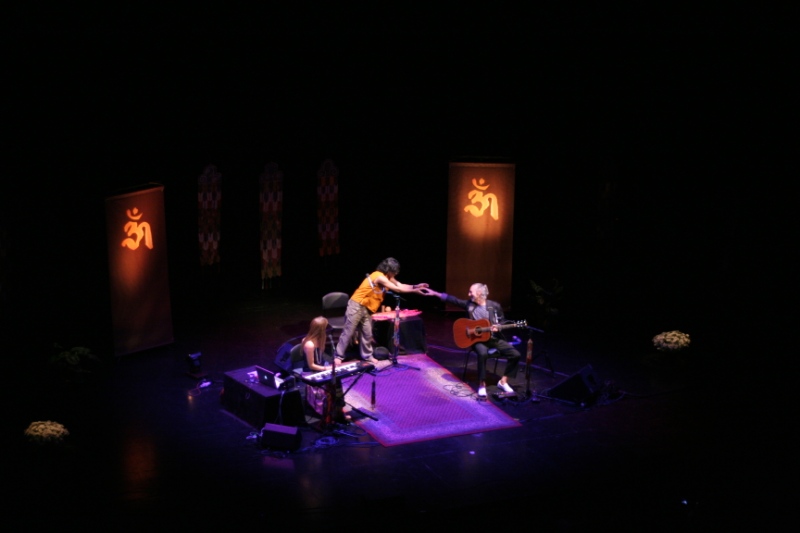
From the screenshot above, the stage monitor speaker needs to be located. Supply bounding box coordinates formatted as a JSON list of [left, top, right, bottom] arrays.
[[547, 365, 600, 407], [221, 367, 305, 428], [259, 423, 301, 451]]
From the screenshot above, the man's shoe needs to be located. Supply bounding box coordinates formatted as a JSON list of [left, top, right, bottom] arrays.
[[477, 386, 487, 397], [497, 380, 514, 393]]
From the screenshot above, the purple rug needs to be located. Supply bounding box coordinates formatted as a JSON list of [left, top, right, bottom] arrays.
[[340, 353, 521, 446]]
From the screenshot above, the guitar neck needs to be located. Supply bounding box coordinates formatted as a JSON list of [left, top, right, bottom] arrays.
[[476, 322, 518, 332], [474, 322, 524, 335]]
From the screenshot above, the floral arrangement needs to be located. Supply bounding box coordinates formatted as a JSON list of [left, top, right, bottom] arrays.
[[24, 420, 70, 444], [49, 344, 100, 372], [652, 330, 691, 352], [528, 278, 563, 328]]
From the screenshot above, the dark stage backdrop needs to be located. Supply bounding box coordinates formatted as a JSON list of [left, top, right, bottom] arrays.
[[105, 184, 174, 356], [446, 162, 515, 309], [259, 162, 283, 287], [198, 164, 222, 268]]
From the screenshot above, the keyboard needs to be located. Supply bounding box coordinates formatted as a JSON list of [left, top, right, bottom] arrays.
[[298, 360, 375, 386]]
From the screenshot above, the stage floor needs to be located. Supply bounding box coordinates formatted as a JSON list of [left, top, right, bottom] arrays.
[[5, 288, 790, 530]]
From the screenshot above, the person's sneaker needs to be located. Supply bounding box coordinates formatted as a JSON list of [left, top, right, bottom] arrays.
[[477, 386, 487, 397], [497, 380, 514, 393]]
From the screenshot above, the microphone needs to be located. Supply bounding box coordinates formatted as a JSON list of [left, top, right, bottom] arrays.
[[328, 334, 335, 354], [371, 380, 376, 410]]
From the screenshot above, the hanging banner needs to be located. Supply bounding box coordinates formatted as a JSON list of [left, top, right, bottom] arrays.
[[198, 164, 222, 267], [259, 162, 283, 284], [105, 184, 173, 356], [446, 162, 516, 309], [317, 159, 340, 257]]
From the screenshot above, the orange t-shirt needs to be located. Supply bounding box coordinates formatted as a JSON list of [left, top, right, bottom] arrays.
[[351, 271, 386, 313]]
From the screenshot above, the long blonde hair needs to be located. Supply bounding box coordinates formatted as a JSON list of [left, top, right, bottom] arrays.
[[303, 316, 328, 350]]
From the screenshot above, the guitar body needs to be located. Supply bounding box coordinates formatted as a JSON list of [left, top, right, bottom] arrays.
[[453, 318, 494, 348], [453, 318, 527, 349]]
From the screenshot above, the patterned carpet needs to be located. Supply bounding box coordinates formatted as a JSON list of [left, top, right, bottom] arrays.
[[341, 353, 521, 446]]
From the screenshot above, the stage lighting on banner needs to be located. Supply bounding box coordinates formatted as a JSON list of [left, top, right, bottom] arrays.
[[446, 162, 516, 309], [105, 184, 174, 357]]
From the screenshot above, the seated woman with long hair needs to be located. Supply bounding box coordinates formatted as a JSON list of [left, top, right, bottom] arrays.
[[302, 316, 332, 372], [301, 316, 349, 423]]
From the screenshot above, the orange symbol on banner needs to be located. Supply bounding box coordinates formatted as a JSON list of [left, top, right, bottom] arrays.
[[464, 178, 499, 220], [121, 207, 154, 250]]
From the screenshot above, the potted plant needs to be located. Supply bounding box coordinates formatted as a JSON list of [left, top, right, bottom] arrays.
[[48, 344, 101, 382], [24, 420, 70, 446], [652, 330, 691, 353]]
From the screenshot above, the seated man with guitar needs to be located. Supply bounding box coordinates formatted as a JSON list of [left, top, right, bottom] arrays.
[[424, 283, 521, 398]]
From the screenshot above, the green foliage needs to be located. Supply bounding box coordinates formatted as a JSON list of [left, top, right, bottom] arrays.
[[528, 278, 563, 329], [49, 344, 101, 373]]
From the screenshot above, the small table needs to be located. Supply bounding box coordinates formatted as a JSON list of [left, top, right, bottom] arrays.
[[371, 309, 427, 354]]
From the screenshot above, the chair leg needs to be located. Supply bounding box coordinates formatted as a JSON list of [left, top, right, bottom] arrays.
[[462, 350, 472, 381], [493, 357, 511, 379], [465, 349, 503, 383], [465, 350, 503, 382]]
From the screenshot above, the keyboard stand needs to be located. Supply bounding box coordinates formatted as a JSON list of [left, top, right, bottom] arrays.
[[305, 366, 379, 432], [341, 370, 379, 422]]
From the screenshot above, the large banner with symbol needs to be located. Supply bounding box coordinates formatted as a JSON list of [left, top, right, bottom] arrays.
[[105, 184, 174, 356], [446, 162, 515, 309]]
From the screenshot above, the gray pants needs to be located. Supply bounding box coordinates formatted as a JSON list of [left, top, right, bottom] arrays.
[[335, 299, 374, 360]]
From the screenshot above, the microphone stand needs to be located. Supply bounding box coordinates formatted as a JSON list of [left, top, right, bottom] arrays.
[[526, 325, 556, 376], [385, 292, 420, 371], [321, 353, 339, 429], [521, 332, 540, 403], [340, 371, 379, 421]]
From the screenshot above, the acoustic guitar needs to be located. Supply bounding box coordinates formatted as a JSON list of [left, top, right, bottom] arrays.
[[452, 318, 527, 349]]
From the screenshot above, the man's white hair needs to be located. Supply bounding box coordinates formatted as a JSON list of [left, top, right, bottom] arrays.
[[474, 283, 489, 298]]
